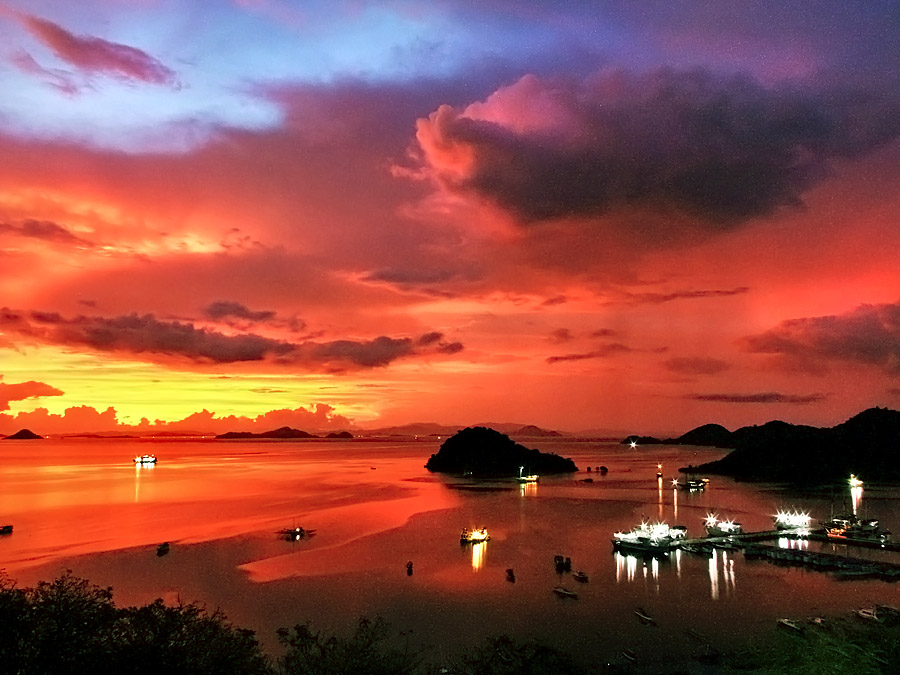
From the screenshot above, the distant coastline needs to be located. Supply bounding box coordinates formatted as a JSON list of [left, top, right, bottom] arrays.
[[624, 407, 900, 484]]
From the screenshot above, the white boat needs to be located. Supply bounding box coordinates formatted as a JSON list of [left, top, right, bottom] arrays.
[[773, 510, 811, 531], [612, 521, 677, 556], [777, 618, 802, 632], [704, 514, 743, 537], [133, 454, 157, 464]]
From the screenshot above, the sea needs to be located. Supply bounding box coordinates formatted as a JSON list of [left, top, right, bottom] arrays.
[[2, 436, 899, 670]]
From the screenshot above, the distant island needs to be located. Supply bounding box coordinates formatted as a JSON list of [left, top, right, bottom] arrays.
[[425, 426, 577, 477], [215, 427, 353, 440], [2, 429, 43, 440], [625, 407, 900, 484]]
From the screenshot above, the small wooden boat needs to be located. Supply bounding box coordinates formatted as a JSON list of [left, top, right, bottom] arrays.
[[777, 618, 802, 632], [505, 568, 516, 583], [635, 607, 656, 625], [157, 542, 170, 557], [552, 586, 578, 599], [856, 607, 882, 622], [572, 570, 589, 583], [0, 524, 13, 535]]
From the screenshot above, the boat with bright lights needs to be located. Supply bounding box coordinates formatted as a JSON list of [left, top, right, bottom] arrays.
[[133, 454, 157, 464], [460, 527, 490, 544], [515, 466, 539, 483], [704, 514, 743, 537], [675, 477, 709, 491], [822, 514, 889, 542], [612, 521, 679, 556], [773, 510, 811, 532]]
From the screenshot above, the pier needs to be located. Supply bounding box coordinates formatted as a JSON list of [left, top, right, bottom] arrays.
[[672, 529, 900, 580]]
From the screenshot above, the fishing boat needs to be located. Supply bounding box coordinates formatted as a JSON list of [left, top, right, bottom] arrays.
[[822, 514, 890, 542], [515, 466, 539, 483], [279, 526, 315, 541], [0, 524, 12, 535], [612, 521, 677, 556], [704, 514, 743, 537], [773, 510, 811, 532], [572, 570, 589, 583], [133, 454, 157, 464], [675, 477, 709, 491], [460, 527, 490, 544], [156, 542, 170, 557]]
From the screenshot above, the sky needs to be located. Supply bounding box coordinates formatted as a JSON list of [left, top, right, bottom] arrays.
[[1, 0, 899, 436]]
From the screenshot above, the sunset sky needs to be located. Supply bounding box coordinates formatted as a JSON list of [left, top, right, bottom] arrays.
[[1, 1, 899, 436]]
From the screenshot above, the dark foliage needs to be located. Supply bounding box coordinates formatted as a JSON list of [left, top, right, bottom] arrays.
[[424, 427, 577, 476], [276, 617, 419, 675], [0, 571, 270, 675], [440, 635, 587, 675]]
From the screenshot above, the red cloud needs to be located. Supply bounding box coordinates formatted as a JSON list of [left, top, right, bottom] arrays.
[[21, 14, 177, 86], [0, 378, 64, 411]]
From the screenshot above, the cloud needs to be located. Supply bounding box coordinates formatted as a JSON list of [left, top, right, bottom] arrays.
[[742, 302, 900, 373], [548, 328, 574, 343], [546, 343, 632, 364], [415, 69, 900, 226], [19, 13, 177, 86], [204, 301, 276, 322], [0, 377, 65, 411], [0, 219, 94, 247], [664, 357, 731, 376], [0, 309, 462, 371], [613, 287, 750, 306], [686, 392, 826, 404]]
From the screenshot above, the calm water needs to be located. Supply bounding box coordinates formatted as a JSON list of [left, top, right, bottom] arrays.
[[2, 437, 900, 669]]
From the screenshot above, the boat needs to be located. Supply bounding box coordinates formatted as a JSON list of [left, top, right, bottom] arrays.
[[279, 526, 315, 541], [552, 586, 578, 599], [634, 607, 656, 625], [516, 466, 539, 483], [156, 542, 170, 557], [0, 524, 12, 535], [822, 514, 890, 543], [460, 527, 490, 544], [777, 618, 803, 632], [505, 568, 516, 583], [773, 510, 811, 531], [675, 477, 709, 491], [572, 570, 589, 583], [554, 555, 572, 572], [612, 521, 677, 556], [704, 514, 743, 537], [133, 454, 157, 464], [856, 607, 881, 622]]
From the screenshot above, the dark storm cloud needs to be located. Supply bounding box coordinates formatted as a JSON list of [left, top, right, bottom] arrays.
[[743, 302, 900, 373], [0, 219, 94, 247], [546, 342, 632, 364], [0, 309, 461, 370], [664, 357, 731, 376], [204, 301, 276, 322], [686, 392, 826, 404], [418, 69, 900, 225]]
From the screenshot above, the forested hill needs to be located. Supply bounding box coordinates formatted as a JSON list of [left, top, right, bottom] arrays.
[[681, 407, 900, 483]]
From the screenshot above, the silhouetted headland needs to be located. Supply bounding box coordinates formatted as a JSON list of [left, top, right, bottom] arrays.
[[627, 407, 900, 484], [2, 428, 43, 440], [216, 426, 318, 439], [425, 426, 577, 477]]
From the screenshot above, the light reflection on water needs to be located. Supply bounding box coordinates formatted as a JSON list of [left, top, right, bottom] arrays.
[[3, 438, 900, 667]]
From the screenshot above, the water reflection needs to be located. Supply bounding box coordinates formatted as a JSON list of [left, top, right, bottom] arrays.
[[471, 541, 486, 570], [777, 537, 809, 550], [851, 486, 863, 516], [708, 549, 737, 601], [133, 461, 154, 503], [657, 476, 663, 520], [615, 552, 661, 586], [519, 482, 537, 498]]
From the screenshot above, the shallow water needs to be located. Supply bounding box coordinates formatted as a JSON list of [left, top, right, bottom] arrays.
[[2, 437, 899, 669]]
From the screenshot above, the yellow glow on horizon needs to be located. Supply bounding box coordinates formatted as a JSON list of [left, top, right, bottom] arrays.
[[0, 345, 380, 425]]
